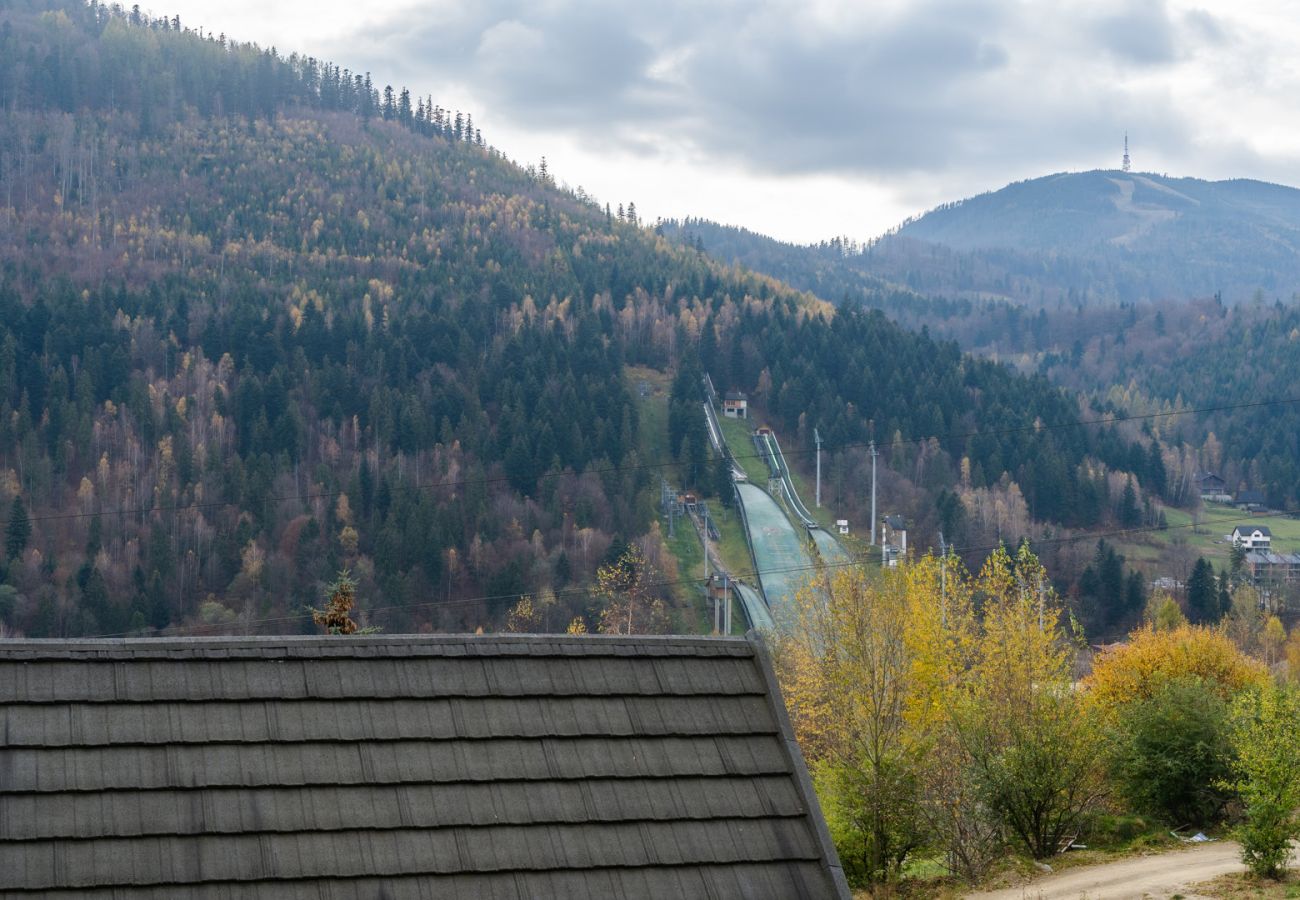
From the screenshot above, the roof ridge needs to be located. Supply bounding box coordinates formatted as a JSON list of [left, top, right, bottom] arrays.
[[0, 633, 756, 660]]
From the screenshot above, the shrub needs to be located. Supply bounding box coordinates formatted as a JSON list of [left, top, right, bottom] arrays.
[[1108, 676, 1233, 826], [814, 748, 928, 887], [1085, 624, 1268, 714], [1227, 686, 1300, 879]]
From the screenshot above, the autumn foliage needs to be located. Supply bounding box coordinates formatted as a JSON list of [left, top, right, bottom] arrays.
[[775, 545, 1105, 883], [310, 570, 360, 635], [1083, 623, 1268, 713]]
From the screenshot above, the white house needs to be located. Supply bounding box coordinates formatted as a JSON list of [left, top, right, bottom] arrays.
[[1231, 525, 1272, 551]]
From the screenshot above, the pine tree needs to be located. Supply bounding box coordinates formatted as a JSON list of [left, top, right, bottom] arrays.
[[5, 496, 30, 562], [397, 87, 412, 126], [1187, 558, 1219, 624], [712, 454, 734, 506], [1118, 476, 1141, 527], [1146, 442, 1167, 498]]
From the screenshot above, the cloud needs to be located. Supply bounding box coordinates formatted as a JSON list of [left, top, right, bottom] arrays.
[[1088, 0, 1182, 65], [335, 0, 1285, 202]]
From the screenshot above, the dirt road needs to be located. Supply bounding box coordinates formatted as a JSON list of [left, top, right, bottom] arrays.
[[964, 842, 1244, 899]]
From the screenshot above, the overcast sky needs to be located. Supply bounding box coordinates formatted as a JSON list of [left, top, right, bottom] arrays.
[[158, 0, 1300, 243]]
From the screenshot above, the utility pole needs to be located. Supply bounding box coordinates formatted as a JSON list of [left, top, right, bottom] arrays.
[[703, 507, 710, 584], [814, 427, 822, 508], [723, 573, 732, 634], [870, 441, 878, 546]]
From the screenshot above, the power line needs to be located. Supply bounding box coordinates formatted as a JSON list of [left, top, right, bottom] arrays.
[[4, 393, 1297, 530]]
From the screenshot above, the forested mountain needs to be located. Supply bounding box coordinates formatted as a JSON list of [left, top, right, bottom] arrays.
[[875, 171, 1300, 305], [0, 0, 1159, 639], [667, 171, 1300, 309]]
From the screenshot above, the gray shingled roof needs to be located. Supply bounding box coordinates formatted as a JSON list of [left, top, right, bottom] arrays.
[[0, 633, 847, 899], [1234, 524, 1272, 537]]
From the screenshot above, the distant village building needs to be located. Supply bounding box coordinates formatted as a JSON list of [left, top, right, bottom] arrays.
[[0, 634, 850, 898], [1235, 490, 1268, 512], [1231, 524, 1273, 551], [1195, 472, 1231, 503], [1246, 551, 1300, 590], [723, 391, 748, 419]]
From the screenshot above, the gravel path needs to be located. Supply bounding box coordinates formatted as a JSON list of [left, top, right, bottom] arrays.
[[963, 842, 1245, 899]]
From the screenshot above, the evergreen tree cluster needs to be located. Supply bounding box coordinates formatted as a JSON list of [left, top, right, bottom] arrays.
[[0, 0, 484, 145]]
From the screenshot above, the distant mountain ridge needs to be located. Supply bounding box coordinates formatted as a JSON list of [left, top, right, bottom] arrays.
[[868, 170, 1300, 304], [896, 170, 1300, 252], [667, 171, 1300, 307]]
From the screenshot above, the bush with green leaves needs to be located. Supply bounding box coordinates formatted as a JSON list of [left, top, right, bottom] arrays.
[[1226, 685, 1300, 879], [1108, 676, 1234, 827], [813, 748, 928, 887], [964, 688, 1106, 859]]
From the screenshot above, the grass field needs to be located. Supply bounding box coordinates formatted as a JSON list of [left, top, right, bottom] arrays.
[[628, 366, 674, 473], [1111, 502, 1300, 574], [717, 413, 770, 484]]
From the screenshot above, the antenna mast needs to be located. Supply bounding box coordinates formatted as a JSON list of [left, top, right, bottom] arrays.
[[1122, 133, 1131, 173]]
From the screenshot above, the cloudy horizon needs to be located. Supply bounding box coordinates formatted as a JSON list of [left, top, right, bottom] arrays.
[[153, 0, 1300, 244]]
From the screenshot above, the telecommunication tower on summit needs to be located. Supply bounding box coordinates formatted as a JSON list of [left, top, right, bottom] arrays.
[[1122, 133, 1131, 172]]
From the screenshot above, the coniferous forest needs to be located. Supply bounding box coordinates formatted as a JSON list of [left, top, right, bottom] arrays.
[[0, 0, 1173, 638]]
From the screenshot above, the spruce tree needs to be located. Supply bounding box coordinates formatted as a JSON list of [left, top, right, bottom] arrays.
[[5, 496, 30, 562], [1118, 477, 1141, 527], [713, 454, 734, 507], [1186, 558, 1219, 624]]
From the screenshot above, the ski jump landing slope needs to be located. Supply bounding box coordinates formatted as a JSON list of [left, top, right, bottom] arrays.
[[735, 482, 816, 624], [732, 580, 774, 631]]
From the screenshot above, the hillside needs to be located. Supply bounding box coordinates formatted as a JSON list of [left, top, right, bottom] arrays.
[[871, 171, 1300, 305], [0, 0, 1156, 639], [664, 203, 1300, 514]]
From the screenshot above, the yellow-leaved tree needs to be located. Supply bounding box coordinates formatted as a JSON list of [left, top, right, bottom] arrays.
[[901, 552, 1001, 880], [503, 589, 558, 634], [1084, 623, 1269, 716], [951, 544, 1105, 861], [775, 544, 1102, 884], [775, 563, 928, 886], [594, 544, 670, 636]]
